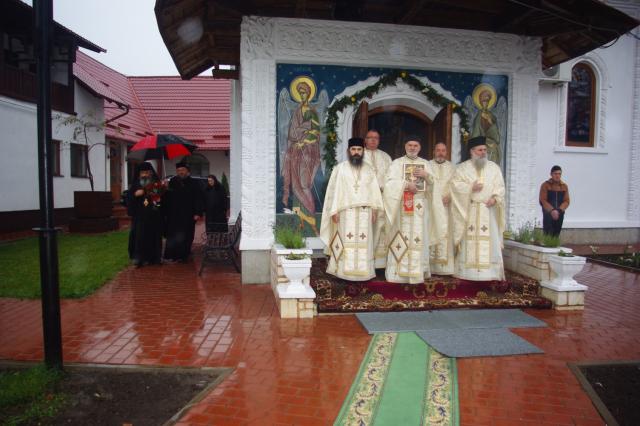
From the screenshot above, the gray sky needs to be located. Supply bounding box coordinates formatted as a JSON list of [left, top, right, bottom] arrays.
[[50, 0, 182, 76]]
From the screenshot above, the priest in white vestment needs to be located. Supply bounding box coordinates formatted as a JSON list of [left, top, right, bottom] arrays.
[[363, 129, 393, 268], [450, 136, 506, 281], [428, 142, 456, 275], [320, 137, 385, 281], [383, 138, 446, 284]]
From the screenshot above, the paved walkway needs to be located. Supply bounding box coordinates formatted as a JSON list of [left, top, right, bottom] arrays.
[[1, 250, 639, 425]]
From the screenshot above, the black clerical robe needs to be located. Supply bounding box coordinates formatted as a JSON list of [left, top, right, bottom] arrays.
[[204, 184, 229, 233], [127, 182, 164, 265], [163, 176, 204, 261]]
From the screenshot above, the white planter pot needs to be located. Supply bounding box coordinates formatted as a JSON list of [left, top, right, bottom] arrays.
[[542, 255, 587, 291], [278, 256, 315, 298]]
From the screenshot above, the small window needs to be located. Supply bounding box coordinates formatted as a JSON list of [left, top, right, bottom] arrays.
[[70, 143, 88, 177], [52, 140, 61, 176], [182, 154, 209, 177], [565, 63, 596, 147]]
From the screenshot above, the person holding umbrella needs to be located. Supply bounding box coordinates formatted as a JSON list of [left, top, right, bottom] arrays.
[[163, 162, 204, 263], [126, 162, 165, 267]]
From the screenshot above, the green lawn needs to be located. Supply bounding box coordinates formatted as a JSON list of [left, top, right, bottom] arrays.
[[0, 231, 130, 299], [0, 365, 66, 426]]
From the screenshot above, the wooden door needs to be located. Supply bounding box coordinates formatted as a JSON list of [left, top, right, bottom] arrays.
[[352, 100, 369, 138], [431, 104, 453, 161], [109, 141, 122, 202]]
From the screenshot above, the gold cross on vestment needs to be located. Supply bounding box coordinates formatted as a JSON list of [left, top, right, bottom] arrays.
[[481, 225, 488, 232], [347, 232, 354, 239], [360, 233, 366, 239]]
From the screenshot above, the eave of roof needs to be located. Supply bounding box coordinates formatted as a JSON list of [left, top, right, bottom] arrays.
[[154, 0, 639, 79]]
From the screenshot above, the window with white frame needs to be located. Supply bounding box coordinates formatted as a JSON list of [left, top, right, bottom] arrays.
[[565, 63, 596, 148]]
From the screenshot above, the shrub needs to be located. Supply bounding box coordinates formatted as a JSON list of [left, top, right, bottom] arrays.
[[274, 225, 305, 249]]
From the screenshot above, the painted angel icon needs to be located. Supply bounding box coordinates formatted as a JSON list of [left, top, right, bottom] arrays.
[[463, 83, 507, 168], [277, 75, 330, 234]]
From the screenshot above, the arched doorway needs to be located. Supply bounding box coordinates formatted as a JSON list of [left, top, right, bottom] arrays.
[[352, 101, 453, 161], [368, 106, 431, 159]]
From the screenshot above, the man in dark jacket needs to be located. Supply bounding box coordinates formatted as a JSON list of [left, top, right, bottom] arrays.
[[539, 165, 570, 237], [127, 162, 164, 267], [163, 162, 204, 262]]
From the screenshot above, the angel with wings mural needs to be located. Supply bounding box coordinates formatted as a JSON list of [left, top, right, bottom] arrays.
[[278, 76, 330, 235], [464, 83, 507, 168]]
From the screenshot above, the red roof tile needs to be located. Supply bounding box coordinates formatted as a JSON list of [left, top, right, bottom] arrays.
[[73, 50, 230, 150]]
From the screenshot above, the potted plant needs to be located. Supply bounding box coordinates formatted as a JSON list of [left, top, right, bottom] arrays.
[[272, 225, 315, 298], [503, 220, 572, 281], [545, 250, 587, 289]]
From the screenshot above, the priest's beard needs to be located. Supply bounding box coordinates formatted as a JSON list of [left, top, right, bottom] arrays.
[[349, 153, 363, 166], [435, 157, 446, 164], [471, 154, 487, 169], [139, 178, 151, 186]]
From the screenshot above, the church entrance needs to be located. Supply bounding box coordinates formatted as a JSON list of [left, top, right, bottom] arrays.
[[352, 101, 453, 161]]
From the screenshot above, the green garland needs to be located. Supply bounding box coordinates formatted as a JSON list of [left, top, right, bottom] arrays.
[[323, 70, 470, 174]]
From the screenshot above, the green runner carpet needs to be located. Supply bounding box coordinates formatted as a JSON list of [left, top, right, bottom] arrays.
[[335, 332, 459, 426]]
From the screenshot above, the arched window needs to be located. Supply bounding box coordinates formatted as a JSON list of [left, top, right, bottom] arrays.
[[182, 154, 209, 177], [565, 63, 596, 147]]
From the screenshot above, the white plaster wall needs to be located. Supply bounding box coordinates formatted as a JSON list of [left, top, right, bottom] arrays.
[[536, 31, 639, 228], [239, 16, 542, 252], [164, 151, 230, 179], [0, 82, 107, 212]]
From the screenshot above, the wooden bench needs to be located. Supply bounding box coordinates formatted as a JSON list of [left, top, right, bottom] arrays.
[[199, 213, 242, 275]]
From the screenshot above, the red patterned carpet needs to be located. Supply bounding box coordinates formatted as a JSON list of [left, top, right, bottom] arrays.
[[310, 259, 552, 313]]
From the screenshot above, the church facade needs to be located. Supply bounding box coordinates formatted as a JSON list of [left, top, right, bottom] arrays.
[[231, 3, 639, 283]]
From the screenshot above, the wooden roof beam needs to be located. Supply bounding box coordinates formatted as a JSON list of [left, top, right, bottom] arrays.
[[396, 0, 429, 25]]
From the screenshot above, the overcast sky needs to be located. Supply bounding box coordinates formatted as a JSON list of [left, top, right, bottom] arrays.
[[49, 0, 182, 76]]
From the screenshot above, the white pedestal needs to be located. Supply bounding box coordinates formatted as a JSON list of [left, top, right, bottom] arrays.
[[540, 255, 588, 310]]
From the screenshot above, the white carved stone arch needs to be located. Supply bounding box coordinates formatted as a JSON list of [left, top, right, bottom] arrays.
[[332, 76, 461, 163], [556, 52, 610, 151]]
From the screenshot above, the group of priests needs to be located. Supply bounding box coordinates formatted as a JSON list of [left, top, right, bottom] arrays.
[[319, 130, 506, 284]]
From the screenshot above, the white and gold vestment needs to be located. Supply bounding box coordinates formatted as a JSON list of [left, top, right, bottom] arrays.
[[383, 156, 446, 284], [320, 161, 384, 281], [450, 159, 506, 281], [428, 160, 456, 275], [363, 148, 392, 268]]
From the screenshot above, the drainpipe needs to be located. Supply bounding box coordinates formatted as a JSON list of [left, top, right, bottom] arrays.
[[104, 103, 130, 193]]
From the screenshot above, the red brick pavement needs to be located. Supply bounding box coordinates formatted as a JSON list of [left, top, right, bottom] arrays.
[[1, 256, 639, 425]]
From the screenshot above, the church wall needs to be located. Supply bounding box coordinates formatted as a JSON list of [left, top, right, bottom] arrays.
[[239, 16, 542, 282], [0, 82, 107, 213], [535, 11, 640, 240]]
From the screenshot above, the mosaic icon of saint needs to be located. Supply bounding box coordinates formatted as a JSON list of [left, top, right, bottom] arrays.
[[277, 76, 329, 234], [464, 83, 507, 168]]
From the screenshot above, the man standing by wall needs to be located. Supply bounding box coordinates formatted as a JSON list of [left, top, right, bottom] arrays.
[[163, 162, 204, 263], [450, 136, 506, 281], [363, 129, 392, 268], [539, 165, 570, 237], [320, 138, 384, 281], [428, 142, 456, 275]]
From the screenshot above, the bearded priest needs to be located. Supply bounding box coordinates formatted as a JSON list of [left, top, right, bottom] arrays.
[[320, 137, 385, 281], [383, 137, 446, 284], [450, 136, 506, 281]]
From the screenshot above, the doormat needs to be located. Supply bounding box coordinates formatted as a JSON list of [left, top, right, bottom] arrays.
[[416, 328, 543, 358], [311, 259, 551, 313], [335, 332, 458, 426], [356, 309, 546, 334], [569, 360, 640, 426]]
